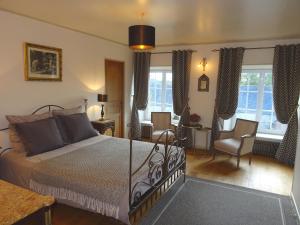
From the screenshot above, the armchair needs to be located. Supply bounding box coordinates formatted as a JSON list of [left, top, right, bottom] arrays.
[[151, 112, 174, 143], [213, 118, 258, 168]]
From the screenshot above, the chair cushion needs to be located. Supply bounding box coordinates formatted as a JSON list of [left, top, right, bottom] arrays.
[[152, 130, 174, 143], [214, 138, 241, 155]]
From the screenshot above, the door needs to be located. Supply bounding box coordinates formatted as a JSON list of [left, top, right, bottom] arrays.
[[105, 59, 124, 138]]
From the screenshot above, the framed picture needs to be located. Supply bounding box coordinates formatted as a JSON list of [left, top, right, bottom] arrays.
[[198, 74, 209, 92], [24, 43, 62, 81]]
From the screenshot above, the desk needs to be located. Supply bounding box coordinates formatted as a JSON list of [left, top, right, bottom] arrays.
[[0, 180, 55, 225]]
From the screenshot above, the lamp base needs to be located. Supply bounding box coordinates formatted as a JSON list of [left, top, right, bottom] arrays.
[[100, 104, 105, 121]]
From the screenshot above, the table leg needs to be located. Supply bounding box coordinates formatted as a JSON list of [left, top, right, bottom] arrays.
[[111, 127, 115, 137], [44, 208, 52, 225], [205, 130, 208, 150], [193, 129, 196, 152]]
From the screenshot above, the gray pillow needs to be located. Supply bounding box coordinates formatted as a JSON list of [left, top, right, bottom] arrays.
[[15, 118, 65, 156], [6, 112, 52, 154], [56, 113, 98, 143]]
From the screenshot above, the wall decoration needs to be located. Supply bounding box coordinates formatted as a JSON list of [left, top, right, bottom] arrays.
[[198, 74, 209, 92], [24, 43, 62, 81]]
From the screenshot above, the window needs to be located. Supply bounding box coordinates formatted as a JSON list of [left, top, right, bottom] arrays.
[[227, 65, 286, 135], [142, 67, 174, 121]]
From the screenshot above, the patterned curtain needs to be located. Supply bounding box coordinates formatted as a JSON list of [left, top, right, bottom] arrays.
[[172, 50, 193, 147], [273, 44, 300, 166], [130, 52, 151, 139], [210, 47, 245, 150]]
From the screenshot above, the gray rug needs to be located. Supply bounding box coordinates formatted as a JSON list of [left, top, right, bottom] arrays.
[[140, 177, 299, 225]]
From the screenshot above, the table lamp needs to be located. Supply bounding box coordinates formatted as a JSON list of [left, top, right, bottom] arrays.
[[98, 94, 108, 121]]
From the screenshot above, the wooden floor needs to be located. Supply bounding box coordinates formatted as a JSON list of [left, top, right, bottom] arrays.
[[51, 150, 294, 225], [186, 149, 293, 196]]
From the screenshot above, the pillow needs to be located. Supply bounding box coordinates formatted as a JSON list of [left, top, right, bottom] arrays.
[[52, 106, 83, 116], [52, 106, 84, 143], [56, 113, 98, 143], [15, 118, 64, 156], [6, 112, 52, 153]]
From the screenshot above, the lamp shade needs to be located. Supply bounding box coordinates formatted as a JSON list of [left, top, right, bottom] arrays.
[[98, 94, 108, 102], [129, 25, 155, 50]]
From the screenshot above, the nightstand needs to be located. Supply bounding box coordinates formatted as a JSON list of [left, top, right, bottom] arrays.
[[0, 180, 55, 225], [91, 120, 115, 137]]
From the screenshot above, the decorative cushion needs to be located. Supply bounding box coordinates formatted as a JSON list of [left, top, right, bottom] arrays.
[[52, 106, 83, 116], [56, 113, 98, 143], [15, 118, 65, 156], [214, 138, 241, 155], [6, 112, 52, 153]]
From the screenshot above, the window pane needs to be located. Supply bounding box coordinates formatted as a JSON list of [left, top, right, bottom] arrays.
[[238, 92, 247, 108], [263, 92, 272, 110], [166, 88, 173, 105], [247, 92, 257, 109]]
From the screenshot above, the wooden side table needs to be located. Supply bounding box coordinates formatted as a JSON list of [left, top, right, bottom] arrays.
[[91, 120, 115, 137], [0, 180, 55, 225], [182, 125, 212, 151]]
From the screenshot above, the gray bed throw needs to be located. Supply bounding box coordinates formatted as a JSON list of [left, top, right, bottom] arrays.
[[29, 138, 155, 223]]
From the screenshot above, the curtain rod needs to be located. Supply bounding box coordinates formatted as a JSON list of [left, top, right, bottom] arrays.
[[151, 50, 197, 54], [212, 46, 275, 52]]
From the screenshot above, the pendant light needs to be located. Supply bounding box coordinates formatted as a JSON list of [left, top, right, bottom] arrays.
[[128, 13, 155, 50]]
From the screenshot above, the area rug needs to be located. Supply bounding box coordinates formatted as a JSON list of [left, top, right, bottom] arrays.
[[140, 177, 299, 225]]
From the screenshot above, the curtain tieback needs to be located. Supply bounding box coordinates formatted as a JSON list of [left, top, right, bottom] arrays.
[[287, 104, 299, 124]]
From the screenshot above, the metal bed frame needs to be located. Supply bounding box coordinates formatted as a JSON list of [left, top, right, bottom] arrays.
[[128, 129, 186, 223], [0, 99, 187, 224]]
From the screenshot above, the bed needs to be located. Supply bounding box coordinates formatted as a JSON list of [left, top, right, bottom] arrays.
[[0, 103, 186, 225]]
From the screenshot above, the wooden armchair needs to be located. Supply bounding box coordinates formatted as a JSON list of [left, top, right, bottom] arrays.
[[213, 118, 258, 168]]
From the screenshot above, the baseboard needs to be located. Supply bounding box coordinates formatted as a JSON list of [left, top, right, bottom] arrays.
[[291, 192, 300, 221]]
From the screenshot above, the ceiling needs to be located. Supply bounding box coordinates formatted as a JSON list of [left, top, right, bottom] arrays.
[[1, 0, 300, 46]]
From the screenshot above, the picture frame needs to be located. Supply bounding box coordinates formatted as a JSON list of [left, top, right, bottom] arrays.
[[198, 74, 209, 92], [24, 43, 62, 81]]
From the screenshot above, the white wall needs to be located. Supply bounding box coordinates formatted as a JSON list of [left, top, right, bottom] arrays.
[[292, 111, 300, 218], [151, 38, 300, 149], [0, 10, 132, 139]]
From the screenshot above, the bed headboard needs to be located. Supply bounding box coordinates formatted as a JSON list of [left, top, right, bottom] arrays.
[[0, 99, 88, 130], [32, 105, 64, 115]]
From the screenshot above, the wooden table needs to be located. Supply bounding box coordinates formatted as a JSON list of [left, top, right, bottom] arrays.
[[91, 119, 115, 136], [0, 180, 55, 225]]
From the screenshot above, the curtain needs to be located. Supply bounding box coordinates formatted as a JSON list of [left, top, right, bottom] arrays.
[[172, 50, 193, 147], [130, 52, 151, 139], [210, 47, 245, 150], [273, 44, 300, 166]]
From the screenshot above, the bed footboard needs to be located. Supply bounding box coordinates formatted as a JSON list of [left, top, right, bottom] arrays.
[[128, 129, 186, 223]]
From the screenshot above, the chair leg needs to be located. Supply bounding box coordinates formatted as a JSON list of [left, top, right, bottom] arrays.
[[213, 150, 216, 160], [249, 153, 252, 165], [237, 156, 240, 169]]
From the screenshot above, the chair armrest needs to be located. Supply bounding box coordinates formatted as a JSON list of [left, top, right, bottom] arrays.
[[239, 136, 256, 155], [219, 130, 234, 139], [241, 134, 253, 139]]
